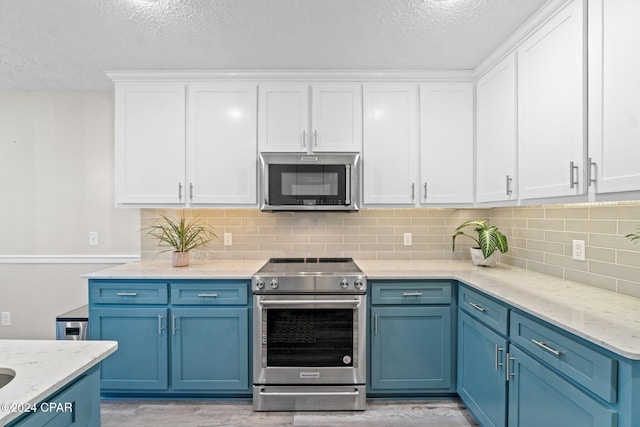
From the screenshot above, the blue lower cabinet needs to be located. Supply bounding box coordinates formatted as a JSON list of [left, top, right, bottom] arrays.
[[369, 306, 453, 393], [171, 307, 249, 391], [88, 279, 251, 397], [90, 307, 169, 391], [507, 345, 617, 427], [10, 366, 101, 427], [457, 310, 507, 427]]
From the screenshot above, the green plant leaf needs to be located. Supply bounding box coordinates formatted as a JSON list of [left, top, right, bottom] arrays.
[[451, 218, 508, 259], [144, 215, 217, 253]]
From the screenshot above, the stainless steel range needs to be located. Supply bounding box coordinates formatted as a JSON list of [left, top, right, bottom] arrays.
[[252, 258, 367, 411]]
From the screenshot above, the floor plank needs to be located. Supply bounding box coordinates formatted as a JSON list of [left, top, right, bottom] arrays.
[[101, 399, 479, 426]]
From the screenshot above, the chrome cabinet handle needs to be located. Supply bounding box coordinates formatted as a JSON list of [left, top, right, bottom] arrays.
[[189, 182, 194, 202], [116, 292, 137, 296], [411, 183, 415, 201], [506, 353, 515, 381], [158, 315, 164, 335], [197, 293, 218, 298], [531, 339, 562, 356], [495, 345, 504, 370], [588, 157, 597, 186], [402, 292, 423, 297], [172, 315, 177, 335], [569, 162, 579, 189], [302, 130, 306, 147], [506, 175, 513, 196], [423, 183, 427, 200], [314, 130, 318, 148], [468, 302, 487, 312], [374, 314, 378, 336], [178, 182, 183, 201]]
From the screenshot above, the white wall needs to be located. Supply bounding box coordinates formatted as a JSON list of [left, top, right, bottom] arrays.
[[0, 92, 140, 339]]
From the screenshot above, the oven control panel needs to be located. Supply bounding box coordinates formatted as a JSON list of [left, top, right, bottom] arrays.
[[252, 275, 366, 293]]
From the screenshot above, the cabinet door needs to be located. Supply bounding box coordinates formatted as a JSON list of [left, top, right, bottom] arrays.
[[476, 53, 518, 203], [370, 306, 452, 392], [171, 307, 249, 391], [517, 0, 586, 200], [507, 345, 616, 427], [90, 307, 168, 391], [458, 311, 507, 427], [419, 82, 474, 204], [115, 82, 186, 205], [311, 83, 362, 152], [258, 83, 309, 152], [588, 0, 640, 194], [363, 84, 419, 205], [188, 83, 257, 205]]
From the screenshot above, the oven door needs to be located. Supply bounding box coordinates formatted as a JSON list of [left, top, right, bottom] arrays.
[[253, 294, 366, 385]]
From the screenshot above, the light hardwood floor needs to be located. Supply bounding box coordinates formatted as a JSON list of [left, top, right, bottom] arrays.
[[101, 399, 479, 427]]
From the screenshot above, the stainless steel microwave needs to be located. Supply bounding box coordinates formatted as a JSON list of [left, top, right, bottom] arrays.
[[259, 152, 360, 211]]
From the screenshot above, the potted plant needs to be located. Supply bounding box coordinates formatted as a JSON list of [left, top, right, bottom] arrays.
[[452, 219, 508, 267], [145, 215, 217, 267], [626, 226, 640, 243]]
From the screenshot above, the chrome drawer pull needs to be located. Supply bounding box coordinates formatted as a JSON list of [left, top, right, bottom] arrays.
[[197, 293, 218, 298], [468, 302, 487, 312], [116, 292, 137, 296], [531, 339, 562, 356], [402, 292, 423, 297]]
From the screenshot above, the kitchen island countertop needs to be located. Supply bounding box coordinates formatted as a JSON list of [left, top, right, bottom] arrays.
[[85, 258, 640, 360], [0, 340, 117, 425]]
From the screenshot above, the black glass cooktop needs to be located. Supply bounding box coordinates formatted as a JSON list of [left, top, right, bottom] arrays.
[[257, 258, 363, 276]]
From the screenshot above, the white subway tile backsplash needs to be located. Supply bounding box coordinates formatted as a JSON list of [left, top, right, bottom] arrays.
[[141, 202, 640, 298]]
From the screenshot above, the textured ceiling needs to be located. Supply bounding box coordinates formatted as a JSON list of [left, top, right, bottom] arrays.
[[0, 0, 548, 90]]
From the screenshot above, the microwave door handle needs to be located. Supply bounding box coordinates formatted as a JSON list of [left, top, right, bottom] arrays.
[[345, 164, 351, 205]]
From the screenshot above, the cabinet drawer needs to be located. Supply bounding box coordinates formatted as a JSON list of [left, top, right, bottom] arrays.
[[458, 286, 508, 336], [510, 311, 617, 403], [371, 281, 452, 305], [170, 281, 248, 305], [89, 281, 168, 305]]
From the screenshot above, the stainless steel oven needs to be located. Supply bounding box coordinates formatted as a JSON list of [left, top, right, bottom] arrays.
[[252, 258, 367, 411]]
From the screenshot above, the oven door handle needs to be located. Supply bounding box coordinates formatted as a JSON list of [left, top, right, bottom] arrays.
[[259, 390, 361, 397], [258, 298, 361, 308]]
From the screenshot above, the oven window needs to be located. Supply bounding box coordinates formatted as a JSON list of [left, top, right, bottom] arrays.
[[281, 172, 338, 196], [268, 164, 348, 206], [266, 308, 354, 367]]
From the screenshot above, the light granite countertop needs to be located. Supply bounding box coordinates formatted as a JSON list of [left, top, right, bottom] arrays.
[[82, 259, 267, 280], [0, 340, 117, 425], [85, 258, 640, 360]]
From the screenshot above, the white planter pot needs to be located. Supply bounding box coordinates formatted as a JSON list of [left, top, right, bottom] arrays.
[[470, 247, 496, 267], [172, 251, 190, 267]]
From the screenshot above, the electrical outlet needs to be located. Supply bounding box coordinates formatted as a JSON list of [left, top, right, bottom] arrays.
[[572, 240, 586, 261], [403, 233, 412, 246], [1, 312, 11, 326], [88, 231, 99, 246], [224, 233, 233, 246]]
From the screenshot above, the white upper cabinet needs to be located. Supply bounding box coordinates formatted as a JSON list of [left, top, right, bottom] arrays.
[[258, 83, 309, 152], [258, 83, 362, 152], [363, 83, 419, 205], [311, 83, 362, 152], [517, 0, 586, 201], [115, 82, 186, 206], [187, 83, 257, 205], [476, 53, 518, 203], [588, 0, 640, 195], [419, 82, 474, 205]]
